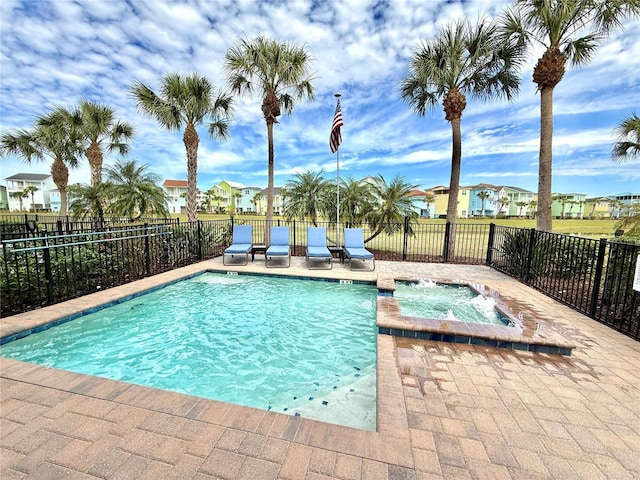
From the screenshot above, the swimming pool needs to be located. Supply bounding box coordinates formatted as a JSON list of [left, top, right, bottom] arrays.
[[0, 272, 378, 430]]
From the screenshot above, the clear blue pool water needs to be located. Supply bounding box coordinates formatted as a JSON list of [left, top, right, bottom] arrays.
[[395, 279, 513, 327], [0, 272, 377, 430]]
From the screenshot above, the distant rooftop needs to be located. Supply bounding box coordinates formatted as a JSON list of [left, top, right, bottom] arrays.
[[5, 173, 51, 181], [163, 180, 187, 188]]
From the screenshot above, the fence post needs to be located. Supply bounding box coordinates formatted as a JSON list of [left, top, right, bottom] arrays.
[[42, 232, 54, 304], [292, 219, 297, 256], [443, 222, 451, 262], [144, 223, 150, 276], [523, 228, 536, 283], [486, 223, 496, 266], [589, 238, 608, 318], [197, 220, 203, 260], [402, 216, 410, 261]]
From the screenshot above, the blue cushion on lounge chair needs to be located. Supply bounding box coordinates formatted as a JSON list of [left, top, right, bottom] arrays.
[[306, 227, 332, 269], [225, 243, 252, 254], [224, 225, 253, 265], [344, 228, 375, 270], [266, 226, 290, 267]]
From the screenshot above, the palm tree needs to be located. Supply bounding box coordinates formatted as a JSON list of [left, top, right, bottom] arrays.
[[9, 190, 28, 211], [1, 107, 81, 215], [224, 36, 315, 237], [204, 187, 224, 214], [130, 73, 233, 223], [527, 199, 538, 219], [103, 159, 169, 220], [424, 194, 435, 218], [252, 192, 263, 214], [516, 201, 528, 217], [68, 183, 107, 219], [612, 113, 640, 163], [71, 100, 134, 187], [282, 170, 330, 225], [23, 185, 39, 212], [609, 199, 622, 219], [365, 175, 418, 243], [477, 190, 490, 217], [501, 1, 640, 232], [400, 17, 523, 223], [499, 196, 510, 216], [332, 177, 375, 228]]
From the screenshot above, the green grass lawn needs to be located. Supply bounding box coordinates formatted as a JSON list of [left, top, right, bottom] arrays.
[[188, 214, 620, 238], [2, 212, 622, 238]]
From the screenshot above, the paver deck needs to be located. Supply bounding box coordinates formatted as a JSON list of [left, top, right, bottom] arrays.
[[2, 257, 640, 479]]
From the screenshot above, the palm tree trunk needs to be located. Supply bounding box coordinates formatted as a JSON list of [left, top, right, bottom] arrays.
[[446, 117, 462, 223], [537, 87, 554, 232], [184, 123, 199, 223], [87, 142, 103, 187], [266, 122, 275, 244], [446, 117, 462, 260], [51, 157, 69, 215]]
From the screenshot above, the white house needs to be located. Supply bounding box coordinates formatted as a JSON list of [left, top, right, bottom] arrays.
[[163, 179, 188, 214], [5, 173, 55, 212]]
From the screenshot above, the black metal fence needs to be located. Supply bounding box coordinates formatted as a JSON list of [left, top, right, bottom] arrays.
[[489, 225, 640, 340], [2, 218, 639, 341], [0, 214, 179, 241]]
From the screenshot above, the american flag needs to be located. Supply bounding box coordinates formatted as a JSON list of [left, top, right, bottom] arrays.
[[329, 99, 343, 153]]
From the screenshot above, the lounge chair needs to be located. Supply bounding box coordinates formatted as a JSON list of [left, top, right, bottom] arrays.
[[344, 228, 375, 270], [266, 226, 291, 268], [306, 227, 332, 269], [223, 225, 253, 265]]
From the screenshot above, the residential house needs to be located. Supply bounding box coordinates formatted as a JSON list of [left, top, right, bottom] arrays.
[[236, 186, 263, 214], [204, 185, 227, 213], [404, 190, 430, 217], [609, 192, 640, 217], [49, 190, 61, 213], [497, 186, 536, 217], [426, 186, 450, 219], [585, 196, 613, 219], [552, 193, 586, 219], [468, 184, 499, 217], [255, 187, 285, 215], [217, 180, 246, 213], [163, 180, 188, 214], [5, 173, 55, 212]]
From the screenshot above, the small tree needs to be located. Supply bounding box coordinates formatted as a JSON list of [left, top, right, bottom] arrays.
[[9, 190, 28, 211], [499, 196, 510, 216], [477, 190, 490, 217], [424, 194, 435, 218], [23, 186, 39, 211]]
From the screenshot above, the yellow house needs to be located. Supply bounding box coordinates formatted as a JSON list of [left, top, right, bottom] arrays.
[[254, 187, 285, 215], [426, 186, 449, 219], [585, 196, 612, 219]]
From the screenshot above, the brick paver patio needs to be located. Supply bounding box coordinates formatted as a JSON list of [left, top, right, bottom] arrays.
[[1, 257, 639, 479]]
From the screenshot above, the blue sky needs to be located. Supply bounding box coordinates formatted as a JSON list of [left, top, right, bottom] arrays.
[[1, 0, 639, 198]]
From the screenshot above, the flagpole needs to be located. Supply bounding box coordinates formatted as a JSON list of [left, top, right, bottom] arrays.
[[334, 92, 341, 247]]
